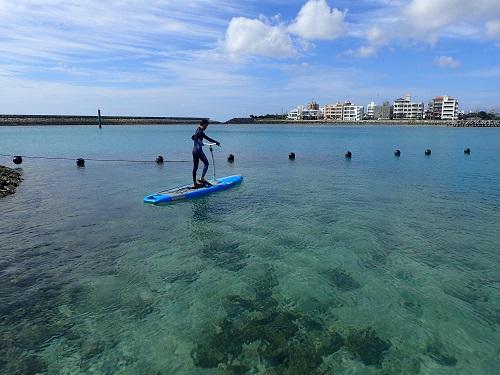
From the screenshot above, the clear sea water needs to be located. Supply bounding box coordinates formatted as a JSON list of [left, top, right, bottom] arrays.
[[0, 125, 499, 374]]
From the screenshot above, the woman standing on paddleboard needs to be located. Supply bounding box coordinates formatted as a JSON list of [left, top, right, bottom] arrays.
[[191, 119, 220, 188]]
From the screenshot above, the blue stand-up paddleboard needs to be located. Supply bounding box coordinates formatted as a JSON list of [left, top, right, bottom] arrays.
[[145, 142, 242, 204], [144, 175, 243, 204]]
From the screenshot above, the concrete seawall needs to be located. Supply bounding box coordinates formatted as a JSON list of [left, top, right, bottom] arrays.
[[227, 119, 500, 127]]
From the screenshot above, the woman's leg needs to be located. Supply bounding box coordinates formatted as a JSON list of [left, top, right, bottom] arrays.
[[200, 151, 210, 179], [192, 154, 200, 185]]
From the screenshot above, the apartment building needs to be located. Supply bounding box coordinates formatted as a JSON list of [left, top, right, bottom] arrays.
[[287, 104, 322, 120], [343, 102, 365, 121], [393, 94, 424, 120], [324, 102, 344, 120], [367, 102, 376, 119], [427, 96, 459, 120], [373, 101, 393, 120]]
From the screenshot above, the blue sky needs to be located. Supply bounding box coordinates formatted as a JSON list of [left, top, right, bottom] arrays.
[[0, 0, 499, 120]]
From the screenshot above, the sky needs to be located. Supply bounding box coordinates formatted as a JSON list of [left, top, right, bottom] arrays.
[[0, 0, 499, 121]]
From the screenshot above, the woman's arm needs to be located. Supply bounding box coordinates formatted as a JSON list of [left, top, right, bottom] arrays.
[[202, 132, 219, 145]]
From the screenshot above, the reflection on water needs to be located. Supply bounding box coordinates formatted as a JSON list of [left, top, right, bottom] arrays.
[[1, 125, 499, 374]]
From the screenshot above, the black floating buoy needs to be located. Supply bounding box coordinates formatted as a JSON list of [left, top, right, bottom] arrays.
[[289, 152, 295, 160], [227, 154, 235, 163], [156, 155, 164, 164], [76, 158, 85, 167], [345, 151, 352, 159], [425, 149, 432, 156], [13, 156, 23, 165], [394, 149, 401, 157], [464, 148, 471, 155]]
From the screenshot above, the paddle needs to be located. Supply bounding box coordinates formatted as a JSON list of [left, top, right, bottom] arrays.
[[203, 142, 220, 182]]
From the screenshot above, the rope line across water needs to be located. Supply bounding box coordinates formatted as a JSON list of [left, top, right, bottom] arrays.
[[0, 153, 191, 163]]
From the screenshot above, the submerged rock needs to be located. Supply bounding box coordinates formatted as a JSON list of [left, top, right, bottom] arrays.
[[0, 165, 22, 198]]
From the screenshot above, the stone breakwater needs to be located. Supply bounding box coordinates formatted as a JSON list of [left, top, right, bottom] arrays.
[[451, 120, 500, 127], [0, 165, 22, 198], [0, 115, 214, 126]]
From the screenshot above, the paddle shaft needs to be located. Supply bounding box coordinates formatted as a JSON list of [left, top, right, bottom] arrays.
[[209, 145, 216, 180]]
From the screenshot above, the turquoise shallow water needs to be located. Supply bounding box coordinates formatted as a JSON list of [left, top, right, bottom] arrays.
[[1, 125, 499, 374]]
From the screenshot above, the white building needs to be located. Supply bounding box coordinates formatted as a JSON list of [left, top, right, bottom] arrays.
[[343, 103, 365, 121], [393, 94, 424, 120], [287, 106, 303, 120], [428, 96, 459, 120], [287, 105, 322, 120], [367, 102, 376, 119]]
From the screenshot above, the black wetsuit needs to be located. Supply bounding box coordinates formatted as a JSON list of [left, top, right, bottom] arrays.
[[192, 127, 217, 184]]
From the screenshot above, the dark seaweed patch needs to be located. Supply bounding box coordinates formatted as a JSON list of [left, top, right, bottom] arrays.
[[198, 239, 247, 272], [301, 316, 323, 331], [444, 284, 500, 326], [345, 328, 392, 368], [127, 295, 155, 319], [399, 293, 424, 318], [162, 270, 199, 284], [192, 319, 244, 368], [223, 295, 254, 316], [0, 282, 84, 373], [80, 340, 106, 360], [191, 270, 354, 374], [361, 251, 388, 270], [278, 234, 311, 251], [0, 348, 47, 375], [426, 341, 457, 367], [324, 268, 361, 291], [395, 269, 413, 281]]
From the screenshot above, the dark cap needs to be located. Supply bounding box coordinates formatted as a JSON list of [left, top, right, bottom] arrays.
[[200, 119, 209, 125]]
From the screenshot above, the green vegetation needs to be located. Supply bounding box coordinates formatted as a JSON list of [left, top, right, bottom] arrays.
[[461, 111, 500, 120], [249, 114, 285, 120]]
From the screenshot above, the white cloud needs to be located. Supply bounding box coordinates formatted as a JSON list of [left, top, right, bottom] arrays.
[[486, 20, 500, 39], [224, 17, 296, 58], [341, 25, 391, 58], [288, 0, 346, 40], [0, 0, 237, 65], [222, 0, 348, 58], [344, 46, 378, 58], [353, 26, 391, 57], [435, 56, 461, 68], [403, 0, 500, 36], [365, 26, 390, 46]]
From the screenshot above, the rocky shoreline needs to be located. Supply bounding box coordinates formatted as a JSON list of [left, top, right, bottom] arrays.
[[0, 165, 22, 198]]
